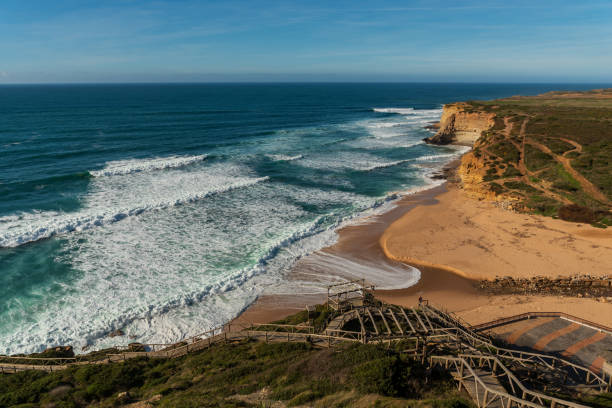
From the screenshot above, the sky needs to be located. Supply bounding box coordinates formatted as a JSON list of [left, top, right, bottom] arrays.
[[1, 0, 612, 83]]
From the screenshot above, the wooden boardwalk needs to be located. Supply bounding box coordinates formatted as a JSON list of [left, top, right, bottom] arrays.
[[0, 294, 607, 408]]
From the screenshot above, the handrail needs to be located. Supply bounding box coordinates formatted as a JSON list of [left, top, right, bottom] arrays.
[[457, 354, 590, 408], [0, 356, 77, 361], [430, 355, 545, 408], [471, 312, 612, 334], [421, 304, 608, 389], [247, 323, 315, 333]]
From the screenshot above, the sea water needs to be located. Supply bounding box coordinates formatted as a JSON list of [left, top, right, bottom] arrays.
[[0, 83, 601, 353]]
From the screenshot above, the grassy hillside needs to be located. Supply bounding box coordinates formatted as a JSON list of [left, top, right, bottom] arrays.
[[0, 340, 473, 408], [464, 89, 612, 226]]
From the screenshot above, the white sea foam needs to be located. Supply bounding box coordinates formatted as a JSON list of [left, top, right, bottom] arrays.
[[373, 107, 415, 114], [89, 154, 208, 177], [300, 151, 410, 172], [366, 122, 405, 128], [0, 106, 460, 355], [0, 160, 268, 248], [289, 252, 421, 291], [0, 180, 386, 353], [265, 154, 303, 162], [373, 107, 442, 116], [361, 159, 411, 172], [414, 153, 456, 161]]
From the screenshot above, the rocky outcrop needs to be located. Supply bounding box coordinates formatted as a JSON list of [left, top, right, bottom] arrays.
[[478, 275, 612, 299], [41, 345, 74, 357], [425, 103, 495, 146]]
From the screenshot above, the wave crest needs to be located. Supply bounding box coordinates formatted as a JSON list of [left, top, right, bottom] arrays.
[[0, 173, 268, 248], [265, 154, 303, 162], [373, 107, 415, 114], [90, 154, 208, 177]]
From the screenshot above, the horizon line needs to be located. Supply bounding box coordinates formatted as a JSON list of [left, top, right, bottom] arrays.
[[2, 81, 612, 86]]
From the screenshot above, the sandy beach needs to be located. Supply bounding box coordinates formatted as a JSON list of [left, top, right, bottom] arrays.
[[236, 175, 612, 329]]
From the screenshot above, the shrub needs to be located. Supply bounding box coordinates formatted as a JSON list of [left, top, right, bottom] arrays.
[[489, 140, 520, 163], [525, 145, 553, 171], [288, 390, 317, 406], [488, 183, 505, 195], [558, 205, 598, 223], [502, 166, 522, 178], [350, 356, 407, 397]]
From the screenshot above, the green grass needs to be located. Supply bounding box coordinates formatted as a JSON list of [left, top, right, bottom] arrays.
[[525, 194, 560, 216], [544, 138, 575, 155], [524, 145, 553, 171], [551, 164, 581, 192], [503, 181, 538, 194], [501, 165, 522, 178], [488, 183, 506, 195], [488, 140, 521, 164], [0, 341, 472, 408]]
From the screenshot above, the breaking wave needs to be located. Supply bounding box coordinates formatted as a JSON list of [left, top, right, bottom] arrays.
[[373, 107, 416, 114], [90, 154, 208, 177], [265, 154, 303, 162], [0, 159, 268, 248]]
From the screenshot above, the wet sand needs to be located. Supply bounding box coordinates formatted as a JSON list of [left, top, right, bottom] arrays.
[[233, 182, 479, 325], [235, 178, 612, 328]]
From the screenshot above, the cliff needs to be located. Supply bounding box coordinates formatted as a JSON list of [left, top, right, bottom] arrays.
[[427, 91, 612, 225], [425, 103, 495, 146]]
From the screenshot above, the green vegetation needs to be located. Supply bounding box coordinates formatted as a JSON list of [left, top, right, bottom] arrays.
[[524, 145, 553, 171], [503, 181, 538, 194], [488, 140, 520, 164], [570, 392, 612, 408], [501, 165, 522, 178], [269, 304, 332, 332], [0, 341, 472, 408], [466, 89, 612, 223], [488, 182, 506, 195], [525, 194, 561, 217], [545, 138, 574, 155], [550, 164, 581, 192]]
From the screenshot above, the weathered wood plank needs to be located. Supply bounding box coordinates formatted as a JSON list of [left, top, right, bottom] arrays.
[[411, 308, 428, 332], [365, 307, 380, 335], [388, 308, 404, 334], [377, 308, 392, 334], [400, 308, 417, 333]]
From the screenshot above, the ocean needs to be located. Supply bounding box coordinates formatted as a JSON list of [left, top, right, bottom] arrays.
[[0, 83, 602, 354]]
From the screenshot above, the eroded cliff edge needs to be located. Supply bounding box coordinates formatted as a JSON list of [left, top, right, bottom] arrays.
[[424, 102, 495, 146], [425, 91, 612, 225]]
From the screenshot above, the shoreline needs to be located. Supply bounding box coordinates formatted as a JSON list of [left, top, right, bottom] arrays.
[[235, 157, 612, 328], [233, 168, 474, 326]]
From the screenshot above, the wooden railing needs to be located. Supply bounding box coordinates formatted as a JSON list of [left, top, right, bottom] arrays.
[[430, 355, 590, 408], [470, 312, 612, 335], [422, 304, 610, 391]]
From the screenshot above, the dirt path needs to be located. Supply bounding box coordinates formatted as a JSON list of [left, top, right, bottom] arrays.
[[502, 116, 513, 137], [509, 118, 570, 204], [559, 137, 583, 153], [527, 140, 610, 204]]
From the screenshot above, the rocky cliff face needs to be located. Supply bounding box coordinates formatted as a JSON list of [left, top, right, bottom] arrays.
[[425, 103, 495, 146], [427, 103, 521, 207]]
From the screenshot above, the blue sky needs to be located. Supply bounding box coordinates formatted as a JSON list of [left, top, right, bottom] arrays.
[[1, 0, 611, 83]]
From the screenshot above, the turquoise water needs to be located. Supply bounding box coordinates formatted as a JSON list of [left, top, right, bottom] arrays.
[[0, 83, 603, 354]]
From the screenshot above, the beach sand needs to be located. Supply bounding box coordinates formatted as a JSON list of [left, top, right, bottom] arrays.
[[381, 187, 612, 281], [235, 180, 612, 329]]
